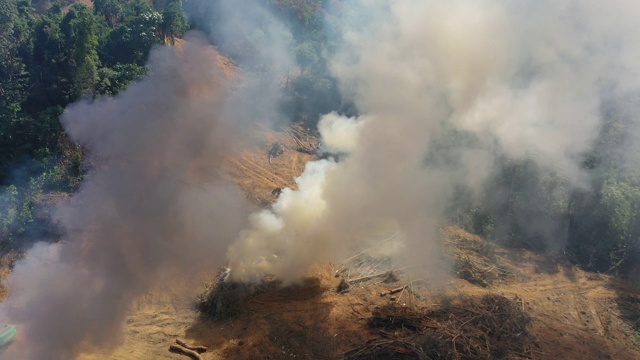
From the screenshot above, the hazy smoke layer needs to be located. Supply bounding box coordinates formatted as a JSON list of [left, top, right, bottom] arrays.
[[0, 33, 249, 359], [227, 0, 640, 281], [5, 0, 640, 357], [185, 0, 296, 127]]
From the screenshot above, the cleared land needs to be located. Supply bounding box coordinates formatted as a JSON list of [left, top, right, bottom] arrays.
[[66, 128, 640, 360]]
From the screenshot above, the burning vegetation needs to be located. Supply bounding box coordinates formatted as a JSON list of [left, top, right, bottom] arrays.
[[5, 1, 640, 359]]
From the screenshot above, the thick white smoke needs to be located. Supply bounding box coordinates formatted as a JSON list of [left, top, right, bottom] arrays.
[[4, 0, 640, 357], [317, 112, 364, 154], [227, 0, 640, 282]]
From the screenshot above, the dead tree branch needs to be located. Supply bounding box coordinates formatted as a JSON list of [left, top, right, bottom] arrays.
[[176, 338, 208, 353], [169, 344, 204, 360]]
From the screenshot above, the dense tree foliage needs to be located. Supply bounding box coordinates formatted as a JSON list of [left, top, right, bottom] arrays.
[[161, 0, 186, 44], [0, 0, 175, 177], [0, 0, 177, 250]]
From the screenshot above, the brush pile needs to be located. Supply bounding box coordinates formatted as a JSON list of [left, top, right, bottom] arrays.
[[286, 123, 319, 154], [195, 268, 252, 321], [615, 295, 640, 332], [445, 227, 518, 287], [344, 294, 536, 360], [196, 281, 250, 321], [196, 268, 289, 321]]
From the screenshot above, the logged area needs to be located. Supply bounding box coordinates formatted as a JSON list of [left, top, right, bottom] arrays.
[[5, 1, 640, 360], [66, 131, 640, 360]]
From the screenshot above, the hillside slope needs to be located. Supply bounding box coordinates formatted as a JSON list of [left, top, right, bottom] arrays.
[[4, 38, 636, 359], [71, 128, 640, 360]]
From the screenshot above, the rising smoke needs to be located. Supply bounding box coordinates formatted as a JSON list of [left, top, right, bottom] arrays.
[[185, 0, 296, 128], [226, 0, 640, 281], [4, 0, 640, 358], [0, 33, 250, 359]]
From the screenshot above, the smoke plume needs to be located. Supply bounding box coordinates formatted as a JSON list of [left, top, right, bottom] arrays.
[[0, 33, 250, 359], [5, 0, 640, 358], [185, 0, 296, 127], [227, 0, 640, 281]]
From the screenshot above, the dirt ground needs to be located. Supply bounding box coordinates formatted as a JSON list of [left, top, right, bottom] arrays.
[[75, 234, 640, 359], [3, 46, 640, 359], [2, 123, 640, 359], [69, 128, 640, 360], [221, 124, 318, 207]]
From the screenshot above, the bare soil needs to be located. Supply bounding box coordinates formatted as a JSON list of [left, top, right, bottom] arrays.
[[70, 129, 640, 360], [3, 46, 639, 359]]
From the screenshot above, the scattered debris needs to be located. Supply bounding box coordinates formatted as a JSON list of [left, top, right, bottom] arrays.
[[337, 279, 351, 293], [431, 294, 535, 359], [169, 343, 204, 360], [348, 271, 396, 285], [339, 242, 397, 286], [344, 294, 536, 360], [222, 125, 317, 206], [343, 338, 430, 360], [379, 285, 408, 297], [176, 338, 208, 353], [286, 123, 319, 154], [268, 142, 285, 164], [445, 227, 518, 287], [368, 305, 427, 332], [379, 280, 424, 298], [615, 295, 640, 331], [196, 268, 252, 321]]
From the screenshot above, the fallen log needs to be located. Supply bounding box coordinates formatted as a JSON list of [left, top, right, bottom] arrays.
[[176, 338, 208, 353], [379, 279, 425, 297], [379, 285, 407, 297], [169, 344, 204, 360]]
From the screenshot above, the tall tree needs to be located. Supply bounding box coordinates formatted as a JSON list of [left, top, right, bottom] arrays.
[[93, 0, 125, 26], [61, 4, 100, 100], [0, 0, 29, 117], [0, 0, 38, 171], [28, 11, 65, 112], [161, 0, 187, 45], [100, 9, 162, 66]]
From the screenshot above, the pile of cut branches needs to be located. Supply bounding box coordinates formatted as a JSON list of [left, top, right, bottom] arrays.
[[196, 280, 250, 321], [196, 269, 288, 321], [195, 268, 252, 321], [287, 123, 319, 154], [368, 304, 429, 333], [431, 294, 533, 359], [344, 294, 536, 360], [445, 227, 518, 287], [343, 338, 432, 360]]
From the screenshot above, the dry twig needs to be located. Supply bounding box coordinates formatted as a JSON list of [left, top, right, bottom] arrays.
[[349, 271, 393, 284], [169, 344, 203, 360]]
